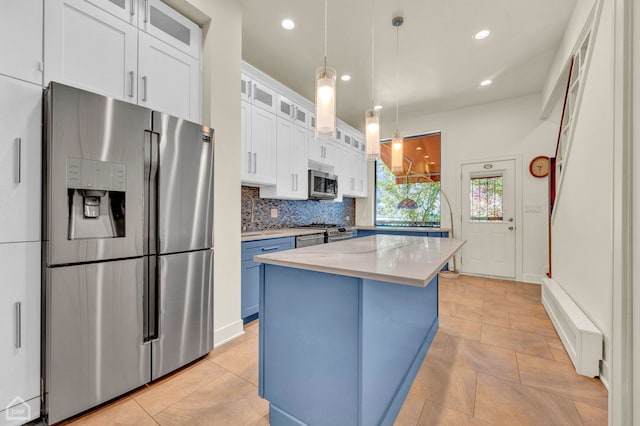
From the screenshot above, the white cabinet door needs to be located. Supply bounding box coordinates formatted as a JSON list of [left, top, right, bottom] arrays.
[[0, 241, 41, 423], [138, 0, 201, 60], [260, 119, 307, 200], [0, 0, 43, 85], [138, 32, 201, 122], [44, 0, 138, 102], [85, 0, 137, 25], [250, 81, 277, 114], [250, 107, 277, 185], [0, 76, 41, 244], [291, 124, 308, 199], [240, 100, 253, 181]]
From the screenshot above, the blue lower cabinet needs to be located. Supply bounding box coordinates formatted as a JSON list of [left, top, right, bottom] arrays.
[[241, 237, 294, 322]]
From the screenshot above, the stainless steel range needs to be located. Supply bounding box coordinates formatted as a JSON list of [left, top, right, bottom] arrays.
[[297, 223, 354, 243]]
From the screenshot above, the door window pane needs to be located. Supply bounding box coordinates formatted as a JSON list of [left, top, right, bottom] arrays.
[[470, 175, 503, 221]]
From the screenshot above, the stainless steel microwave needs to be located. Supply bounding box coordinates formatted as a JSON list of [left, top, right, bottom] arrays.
[[308, 170, 338, 200]]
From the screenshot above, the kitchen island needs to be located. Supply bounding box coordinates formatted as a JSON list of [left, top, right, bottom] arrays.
[[255, 234, 465, 426]]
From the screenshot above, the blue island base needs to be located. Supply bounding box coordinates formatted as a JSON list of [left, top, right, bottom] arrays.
[[259, 264, 439, 426]]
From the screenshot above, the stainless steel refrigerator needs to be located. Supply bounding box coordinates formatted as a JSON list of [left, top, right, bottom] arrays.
[[42, 82, 214, 423]]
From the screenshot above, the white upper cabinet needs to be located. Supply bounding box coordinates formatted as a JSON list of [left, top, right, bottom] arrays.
[[85, 0, 137, 25], [138, 32, 201, 123], [0, 76, 42, 244], [251, 81, 277, 114], [244, 106, 277, 185], [44, 0, 138, 102], [260, 117, 308, 200], [138, 0, 201, 60], [45, 0, 202, 122], [0, 0, 43, 86]]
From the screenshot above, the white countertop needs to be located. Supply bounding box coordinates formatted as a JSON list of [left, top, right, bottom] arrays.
[[354, 226, 451, 233], [241, 228, 326, 242], [254, 234, 465, 287]]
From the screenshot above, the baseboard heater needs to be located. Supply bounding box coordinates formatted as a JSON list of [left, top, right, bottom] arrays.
[[541, 278, 602, 377]]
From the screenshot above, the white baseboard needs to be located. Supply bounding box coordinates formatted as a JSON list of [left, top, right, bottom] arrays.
[[522, 273, 544, 284], [542, 278, 603, 377], [214, 319, 245, 348], [599, 359, 610, 391]]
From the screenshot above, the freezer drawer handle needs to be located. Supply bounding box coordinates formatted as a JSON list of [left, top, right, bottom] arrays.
[[15, 302, 21, 348], [14, 137, 21, 184], [261, 246, 280, 252]]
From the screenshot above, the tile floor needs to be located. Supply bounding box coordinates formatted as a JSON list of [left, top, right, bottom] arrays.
[[61, 275, 608, 425]]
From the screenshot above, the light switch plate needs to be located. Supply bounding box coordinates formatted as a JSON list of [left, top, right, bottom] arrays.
[[270, 208, 278, 218]]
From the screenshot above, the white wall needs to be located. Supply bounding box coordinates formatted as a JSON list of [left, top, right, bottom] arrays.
[[179, 0, 243, 346], [379, 94, 559, 283], [549, 0, 612, 381]]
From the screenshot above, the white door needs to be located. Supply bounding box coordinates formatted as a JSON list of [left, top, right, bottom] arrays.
[[0, 0, 43, 85], [138, 32, 200, 122], [460, 159, 516, 278], [44, 0, 138, 102], [0, 76, 41, 244], [0, 241, 41, 420]]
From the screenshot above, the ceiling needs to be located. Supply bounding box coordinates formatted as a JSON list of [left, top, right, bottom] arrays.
[[239, 0, 577, 134]]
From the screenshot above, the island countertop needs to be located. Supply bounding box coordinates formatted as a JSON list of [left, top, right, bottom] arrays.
[[254, 234, 465, 287]]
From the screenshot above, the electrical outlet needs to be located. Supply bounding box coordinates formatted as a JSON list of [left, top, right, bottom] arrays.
[[270, 208, 278, 218]]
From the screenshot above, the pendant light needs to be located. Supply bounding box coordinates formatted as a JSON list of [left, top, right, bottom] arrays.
[[365, 1, 380, 161], [315, 0, 337, 140], [390, 16, 404, 173]]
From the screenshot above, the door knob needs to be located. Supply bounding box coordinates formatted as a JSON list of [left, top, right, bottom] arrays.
[[508, 226, 514, 231], [508, 218, 514, 222]]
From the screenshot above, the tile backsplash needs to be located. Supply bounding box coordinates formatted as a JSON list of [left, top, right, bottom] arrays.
[[241, 186, 355, 231]]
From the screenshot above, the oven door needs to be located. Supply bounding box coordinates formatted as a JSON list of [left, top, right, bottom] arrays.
[[327, 233, 354, 243], [296, 233, 326, 247]]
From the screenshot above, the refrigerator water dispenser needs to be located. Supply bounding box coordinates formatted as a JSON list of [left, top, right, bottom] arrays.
[[66, 158, 127, 240]]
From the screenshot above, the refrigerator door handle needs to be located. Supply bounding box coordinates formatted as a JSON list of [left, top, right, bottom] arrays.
[[143, 255, 159, 342], [144, 130, 160, 255]]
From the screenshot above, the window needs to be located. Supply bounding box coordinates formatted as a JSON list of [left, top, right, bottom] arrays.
[[469, 175, 503, 221], [375, 133, 441, 227]]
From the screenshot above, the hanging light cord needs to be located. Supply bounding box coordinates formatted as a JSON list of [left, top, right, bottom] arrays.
[[323, 0, 328, 71], [370, 2, 375, 107], [395, 21, 400, 135]]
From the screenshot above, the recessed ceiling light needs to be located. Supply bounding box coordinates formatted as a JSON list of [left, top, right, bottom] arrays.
[[373, 105, 383, 111], [281, 19, 295, 30], [480, 79, 492, 87], [416, 147, 422, 150], [429, 161, 436, 165], [340, 74, 351, 82], [474, 29, 490, 40], [423, 155, 430, 159]]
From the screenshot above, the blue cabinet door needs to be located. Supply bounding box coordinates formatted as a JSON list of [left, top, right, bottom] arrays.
[[241, 236, 294, 321], [241, 259, 261, 319]]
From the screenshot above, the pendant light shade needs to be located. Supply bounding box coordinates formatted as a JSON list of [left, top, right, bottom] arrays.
[[315, 66, 337, 139], [391, 132, 404, 173], [365, 109, 380, 160]]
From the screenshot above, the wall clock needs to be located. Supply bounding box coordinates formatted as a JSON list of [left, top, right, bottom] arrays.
[[529, 155, 550, 178]]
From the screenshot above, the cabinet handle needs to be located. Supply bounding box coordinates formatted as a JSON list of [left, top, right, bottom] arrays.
[[253, 153, 257, 174], [129, 0, 135, 15], [15, 302, 21, 348], [247, 152, 252, 174], [128, 71, 135, 98], [295, 174, 298, 191], [291, 173, 294, 191], [143, 0, 149, 23], [142, 76, 148, 101], [14, 137, 21, 184], [261, 246, 280, 251]]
